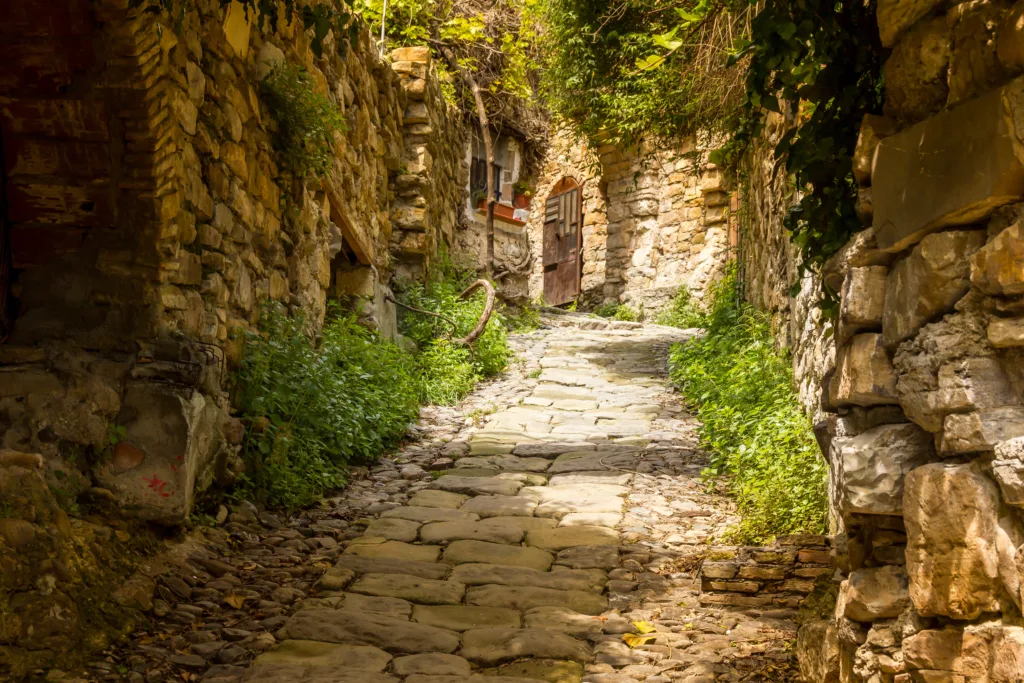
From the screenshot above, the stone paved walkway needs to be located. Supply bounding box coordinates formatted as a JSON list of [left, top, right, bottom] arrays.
[[104, 314, 799, 683]]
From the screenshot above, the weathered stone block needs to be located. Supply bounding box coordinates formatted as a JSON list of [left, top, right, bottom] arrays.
[[854, 115, 896, 185], [830, 334, 900, 407], [832, 422, 935, 517], [882, 230, 985, 347], [946, 0, 1008, 106], [998, 0, 1024, 72], [94, 381, 226, 524], [842, 566, 911, 622], [988, 317, 1024, 346], [873, 78, 1024, 253], [941, 405, 1024, 453], [878, 0, 947, 47], [992, 437, 1024, 506], [883, 17, 951, 123], [904, 462, 1023, 619], [970, 220, 1024, 295], [903, 629, 965, 671], [839, 266, 887, 344], [959, 622, 1024, 680]]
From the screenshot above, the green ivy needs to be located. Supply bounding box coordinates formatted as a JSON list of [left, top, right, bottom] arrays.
[[666, 267, 827, 543], [260, 60, 346, 180], [713, 0, 884, 300]]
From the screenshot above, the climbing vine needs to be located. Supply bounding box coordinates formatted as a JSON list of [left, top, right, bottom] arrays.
[[712, 0, 884, 296]]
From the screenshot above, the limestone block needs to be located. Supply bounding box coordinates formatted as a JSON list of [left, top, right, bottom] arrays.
[[94, 381, 226, 524], [822, 229, 894, 296], [940, 406, 1024, 453], [222, 1, 252, 59], [882, 230, 985, 347], [392, 46, 431, 63], [842, 566, 911, 622], [959, 622, 1024, 680], [903, 463, 1023, 619], [832, 423, 935, 517], [878, 0, 947, 46], [830, 334, 900, 407], [883, 17, 951, 124], [873, 78, 1024, 253], [946, 0, 1008, 106], [970, 220, 1024, 295], [992, 437, 1024, 506], [903, 629, 965, 671], [853, 115, 896, 185], [999, 0, 1024, 73], [839, 266, 887, 343], [988, 317, 1024, 346]]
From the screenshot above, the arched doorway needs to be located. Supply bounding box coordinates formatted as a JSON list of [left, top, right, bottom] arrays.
[[543, 177, 583, 305]]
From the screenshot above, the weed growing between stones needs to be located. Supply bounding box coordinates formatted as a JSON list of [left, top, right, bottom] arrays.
[[396, 259, 511, 405], [667, 266, 827, 543], [593, 302, 641, 322], [656, 286, 705, 329], [231, 261, 516, 510], [260, 60, 346, 179], [232, 309, 422, 509]]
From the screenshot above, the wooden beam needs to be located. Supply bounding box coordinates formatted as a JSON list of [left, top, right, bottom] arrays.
[[323, 179, 375, 266]]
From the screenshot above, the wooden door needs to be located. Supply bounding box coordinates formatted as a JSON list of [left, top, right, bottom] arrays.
[[542, 178, 582, 306]]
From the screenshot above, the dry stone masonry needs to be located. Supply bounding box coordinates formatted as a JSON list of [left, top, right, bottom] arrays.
[[792, 0, 1024, 679]]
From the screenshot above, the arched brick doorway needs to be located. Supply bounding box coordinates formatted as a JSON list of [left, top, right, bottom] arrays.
[[542, 176, 583, 305]]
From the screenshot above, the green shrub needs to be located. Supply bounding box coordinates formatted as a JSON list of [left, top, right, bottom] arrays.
[[657, 286, 705, 329], [394, 262, 510, 405], [503, 303, 541, 332], [668, 266, 827, 543], [593, 302, 641, 322], [232, 306, 420, 509], [261, 60, 346, 179]]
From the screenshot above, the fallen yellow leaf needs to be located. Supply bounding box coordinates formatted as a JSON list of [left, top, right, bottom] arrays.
[[633, 620, 655, 634], [224, 592, 247, 609], [622, 633, 657, 648]]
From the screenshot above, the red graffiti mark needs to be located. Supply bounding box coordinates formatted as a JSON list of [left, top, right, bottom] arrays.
[[143, 473, 173, 498], [171, 464, 178, 473]]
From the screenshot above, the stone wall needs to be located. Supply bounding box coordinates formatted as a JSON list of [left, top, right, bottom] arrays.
[[797, 1, 1024, 680], [737, 112, 835, 419], [525, 130, 732, 313], [0, 1, 467, 524], [698, 534, 832, 611]]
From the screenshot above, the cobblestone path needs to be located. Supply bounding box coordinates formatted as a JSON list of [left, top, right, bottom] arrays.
[[107, 314, 799, 683]]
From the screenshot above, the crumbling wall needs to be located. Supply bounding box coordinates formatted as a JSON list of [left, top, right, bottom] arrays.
[[794, 0, 1024, 679], [525, 131, 732, 313]]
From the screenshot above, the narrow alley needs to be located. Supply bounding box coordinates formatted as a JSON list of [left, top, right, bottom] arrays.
[[106, 313, 802, 683]]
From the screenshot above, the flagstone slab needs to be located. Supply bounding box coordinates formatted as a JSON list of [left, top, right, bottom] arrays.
[[382, 506, 480, 523], [449, 563, 607, 592], [392, 654, 473, 677], [525, 526, 619, 551], [408, 490, 470, 509], [340, 593, 413, 619], [553, 545, 620, 571], [363, 518, 422, 542], [420, 521, 525, 545], [459, 628, 592, 665], [519, 485, 627, 519], [442, 540, 554, 570], [512, 442, 597, 458], [479, 516, 558, 534], [488, 659, 584, 683], [522, 607, 604, 639], [344, 539, 441, 563], [460, 495, 538, 518], [558, 512, 622, 528], [465, 585, 608, 616], [334, 555, 449, 580], [348, 573, 466, 605], [431, 476, 523, 497], [547, 473, 632, 487], [253, 640, 392, 671], [456, 455, 552, 472], [411, 604, 522, 631], [283, 609, 460, 654]]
